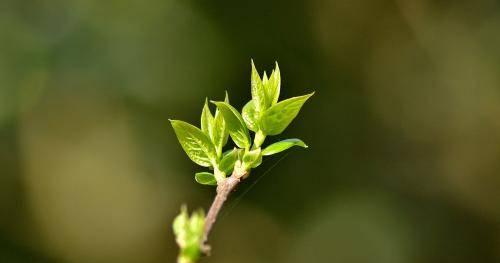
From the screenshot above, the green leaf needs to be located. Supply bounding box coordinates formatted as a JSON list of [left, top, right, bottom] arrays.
[[262, 138, 308, 156], [265, 62, 281, 106], [212, 112, 227, 158], [212, 101, 251, 149], [251, 60, 267, 112], [219, 148, 239, 174], [242, 148, 261, 170], [201, 98, 214, 138], [242, 100, 259, 132], [195, 172, 217, 186], [262, 71, 269, 86], [170, 120, 216, 167], [212, 93, 230, 157], [260, 92, 314, 135]]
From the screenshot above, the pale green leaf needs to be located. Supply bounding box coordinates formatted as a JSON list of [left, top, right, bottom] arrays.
[[212, 94, 230, 157], [170, 120, 216, 167], [215, 92, 231, 148], [242, 100, 259, 132], [262, 138, 308, 156], [265, 62, 281, 106], [212, 101, 251, 149], [195, 172, 217, 186], [260, 92, 314, 135], [201, 98, 214, 138], [212, 112, 227, 158], [251, 60, 267, 112]]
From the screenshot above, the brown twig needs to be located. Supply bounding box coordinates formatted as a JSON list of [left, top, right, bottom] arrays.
[[201, 170, 246, 254]]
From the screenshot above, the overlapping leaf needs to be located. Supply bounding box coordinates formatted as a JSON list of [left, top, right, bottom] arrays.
[[212, 93, 230, 157], [242, 148, 261, 170], [265, 63, 280, 107], [242, 100, 259, 132], [212, 101, 251, 149], [251, 60, 267, 113], [201, 99, 214, 138], [219, 148, 239, 174]]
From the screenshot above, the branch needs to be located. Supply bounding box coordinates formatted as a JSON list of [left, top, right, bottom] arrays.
[[201, 170, 246, 254]]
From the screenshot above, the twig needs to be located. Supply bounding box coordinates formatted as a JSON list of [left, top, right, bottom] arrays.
[[201, 170, 246, 254]]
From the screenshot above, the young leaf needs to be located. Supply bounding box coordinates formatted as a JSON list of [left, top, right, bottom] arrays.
[[262, 138, 308, 156], [251, 60, 267, 112], [201, 98, 214, 138], [262, 71, 269, 87], [212, 93, 230, 157], [260, 92, 314, 135], [242, 100, 259, 132], [170, 120, 217, 167], [195, 172, 217, 186], [242, 148, 261, 170], [212, 101, 251, 149], [219, 148, 239, 174], [265, 62, 281, 106], [221, 92, 231, 145], [212, 112, 227, 158]]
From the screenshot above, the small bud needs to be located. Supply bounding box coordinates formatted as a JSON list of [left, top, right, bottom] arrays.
[[173, 206, 205, 263]]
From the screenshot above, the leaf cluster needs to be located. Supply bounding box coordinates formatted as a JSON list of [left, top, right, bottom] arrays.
[[170, 61, 313, 185]]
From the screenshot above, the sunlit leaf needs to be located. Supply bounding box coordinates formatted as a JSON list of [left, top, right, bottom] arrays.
[[265, 62, 281, 106], [212, 93, 230, 157], [201, 98, 214, 138], [251, 60, 267, 112], [242, 100, 259, 132], [212, 101, 251, 149], [262, 71, 269, 87], [170, 120, 216, 167], [262, 138, 308, 156], [260, 92, 314, 135]]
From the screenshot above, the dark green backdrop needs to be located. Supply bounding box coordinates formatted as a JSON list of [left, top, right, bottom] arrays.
[[1, 0, 499, 262]]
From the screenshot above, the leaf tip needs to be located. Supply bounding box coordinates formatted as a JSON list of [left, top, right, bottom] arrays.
[[251, 59, 259, 74]]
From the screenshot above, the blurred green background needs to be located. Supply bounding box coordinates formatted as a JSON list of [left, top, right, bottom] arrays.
[[1, 0, 500, 262]]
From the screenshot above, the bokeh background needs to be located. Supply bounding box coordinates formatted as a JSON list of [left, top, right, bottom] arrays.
[[1, 0, 500, 262]]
